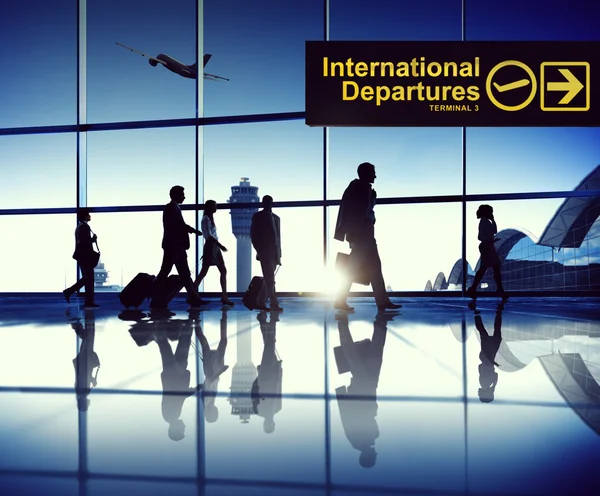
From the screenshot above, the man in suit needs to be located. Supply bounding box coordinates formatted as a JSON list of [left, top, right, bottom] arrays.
[[250, 195, 282, 311], [335, 312, 392, 468], [334, 162, 401, 312], [63, 208, 99, 308], [251, 311, 282, 434], [151, 185, 205, 308]]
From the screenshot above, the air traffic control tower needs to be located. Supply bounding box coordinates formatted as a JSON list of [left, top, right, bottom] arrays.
[[228, 177, 260, 291]]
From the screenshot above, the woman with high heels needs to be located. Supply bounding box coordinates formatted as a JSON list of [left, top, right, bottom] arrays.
[[194, 200, 234, 306]]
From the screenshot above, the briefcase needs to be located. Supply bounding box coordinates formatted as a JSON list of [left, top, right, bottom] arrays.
[[333, 339, 372, 374], [335, 252, 371, 286]]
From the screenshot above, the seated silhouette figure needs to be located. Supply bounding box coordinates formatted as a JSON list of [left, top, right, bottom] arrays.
[[71, 308, 100, 411], [475, 305, 503, 403], [191, 308, 230, 423], [334, 311, 393, 468], [251, 311, 283, 434]]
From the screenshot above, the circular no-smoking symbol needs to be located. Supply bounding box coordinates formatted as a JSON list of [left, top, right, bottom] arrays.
[[486, 61, 538, 111]]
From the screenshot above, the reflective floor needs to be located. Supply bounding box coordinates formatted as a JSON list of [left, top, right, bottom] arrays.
[[1, 295, 599, 496]]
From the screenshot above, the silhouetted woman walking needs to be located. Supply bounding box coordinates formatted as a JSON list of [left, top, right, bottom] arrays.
[[193, 200, 234, 306], [467, 204, 506, 300]]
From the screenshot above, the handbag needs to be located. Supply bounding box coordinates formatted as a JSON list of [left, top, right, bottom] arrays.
[[73, 227, 101, 268], [89, 246, 101, 268], [335, 252, 371, 286]]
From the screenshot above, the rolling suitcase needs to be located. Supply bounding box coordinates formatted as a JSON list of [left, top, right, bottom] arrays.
[[242, 276, 267, 310], [120, 273, 155, 308], [151, 274, 184, 308]]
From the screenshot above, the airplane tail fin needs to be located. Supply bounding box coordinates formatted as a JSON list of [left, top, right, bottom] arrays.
[[203, 54, 212, 67]]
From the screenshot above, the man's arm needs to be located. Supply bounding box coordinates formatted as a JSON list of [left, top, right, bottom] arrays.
[[250, 213, 258, 246], [342, 182, 371, 241], [185, 215, 201, 235], [250, 213, 264, 251], [171, 205, 200, 235], [351, 182, 372, 223], [275, 214, 282, 262]]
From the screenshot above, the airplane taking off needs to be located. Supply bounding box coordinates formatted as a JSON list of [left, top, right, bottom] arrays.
[[116, 42, 229, 81]]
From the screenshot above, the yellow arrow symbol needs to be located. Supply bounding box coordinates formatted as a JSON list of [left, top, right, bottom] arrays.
[[546, 68, 584, 104]]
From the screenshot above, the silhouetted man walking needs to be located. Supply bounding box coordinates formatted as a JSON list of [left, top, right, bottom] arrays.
[[334, 163, 401, 311], [251, 195, 282, 311], [154, 315, 197, 441], [335, 312, 394, 468], [151, 186, 204, 308], [251, 311, 282, 434], [64, 208, 99, 308]]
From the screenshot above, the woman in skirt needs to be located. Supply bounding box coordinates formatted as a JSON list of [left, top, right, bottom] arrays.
[[194, 200, 234, 306], [467, 204, 506, 300]]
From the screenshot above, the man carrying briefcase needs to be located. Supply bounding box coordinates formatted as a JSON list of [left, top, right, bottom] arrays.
[[333, 162, 401, 312]]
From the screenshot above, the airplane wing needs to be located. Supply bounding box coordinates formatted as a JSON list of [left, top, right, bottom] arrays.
[[116, 42, 166, 66], [202, 54, 229, 80], [204, 72, 230, 82]]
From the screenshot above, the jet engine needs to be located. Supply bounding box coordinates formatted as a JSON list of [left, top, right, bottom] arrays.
[[149, 59, 158, 67]]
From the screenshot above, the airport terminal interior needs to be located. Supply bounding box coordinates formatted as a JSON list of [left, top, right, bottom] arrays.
[[1, 0, 599, 495]]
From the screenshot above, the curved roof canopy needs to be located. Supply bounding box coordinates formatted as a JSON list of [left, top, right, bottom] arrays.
[[538, 165, 600, 249], [539, 352, 600, 435], [447, 259, 474, 286], [433, 272, 448, 290]]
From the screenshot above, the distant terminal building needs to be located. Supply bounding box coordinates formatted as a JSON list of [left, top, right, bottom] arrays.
[[426, 165, 600, 292]]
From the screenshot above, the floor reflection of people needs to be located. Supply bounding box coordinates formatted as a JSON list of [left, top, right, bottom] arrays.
[[475, 305, 503, 403], [71, 309, 100, 412], [251, 311, 282, 434], [152, 309, 198, 441], [335, 312, 394, 468], [192, 309, 230, 423]]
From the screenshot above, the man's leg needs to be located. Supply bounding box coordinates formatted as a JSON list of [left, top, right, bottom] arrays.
[[364, 239, 401, 310], [260, 257, 279, 308], [70, 276, 86, 292], [64, 271, 86, 302], [151, 250, 175, 303], [174, 326, 193, 370], [173, 252, 202, 302], [82, 264, 96, 306], [365, 239, 387, 307]]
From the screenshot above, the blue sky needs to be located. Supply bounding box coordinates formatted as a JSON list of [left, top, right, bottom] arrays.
[[0, 0, 599, 291]]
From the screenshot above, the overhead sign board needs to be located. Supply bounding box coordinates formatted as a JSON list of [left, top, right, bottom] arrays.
[[305, 41, 600, 127]]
